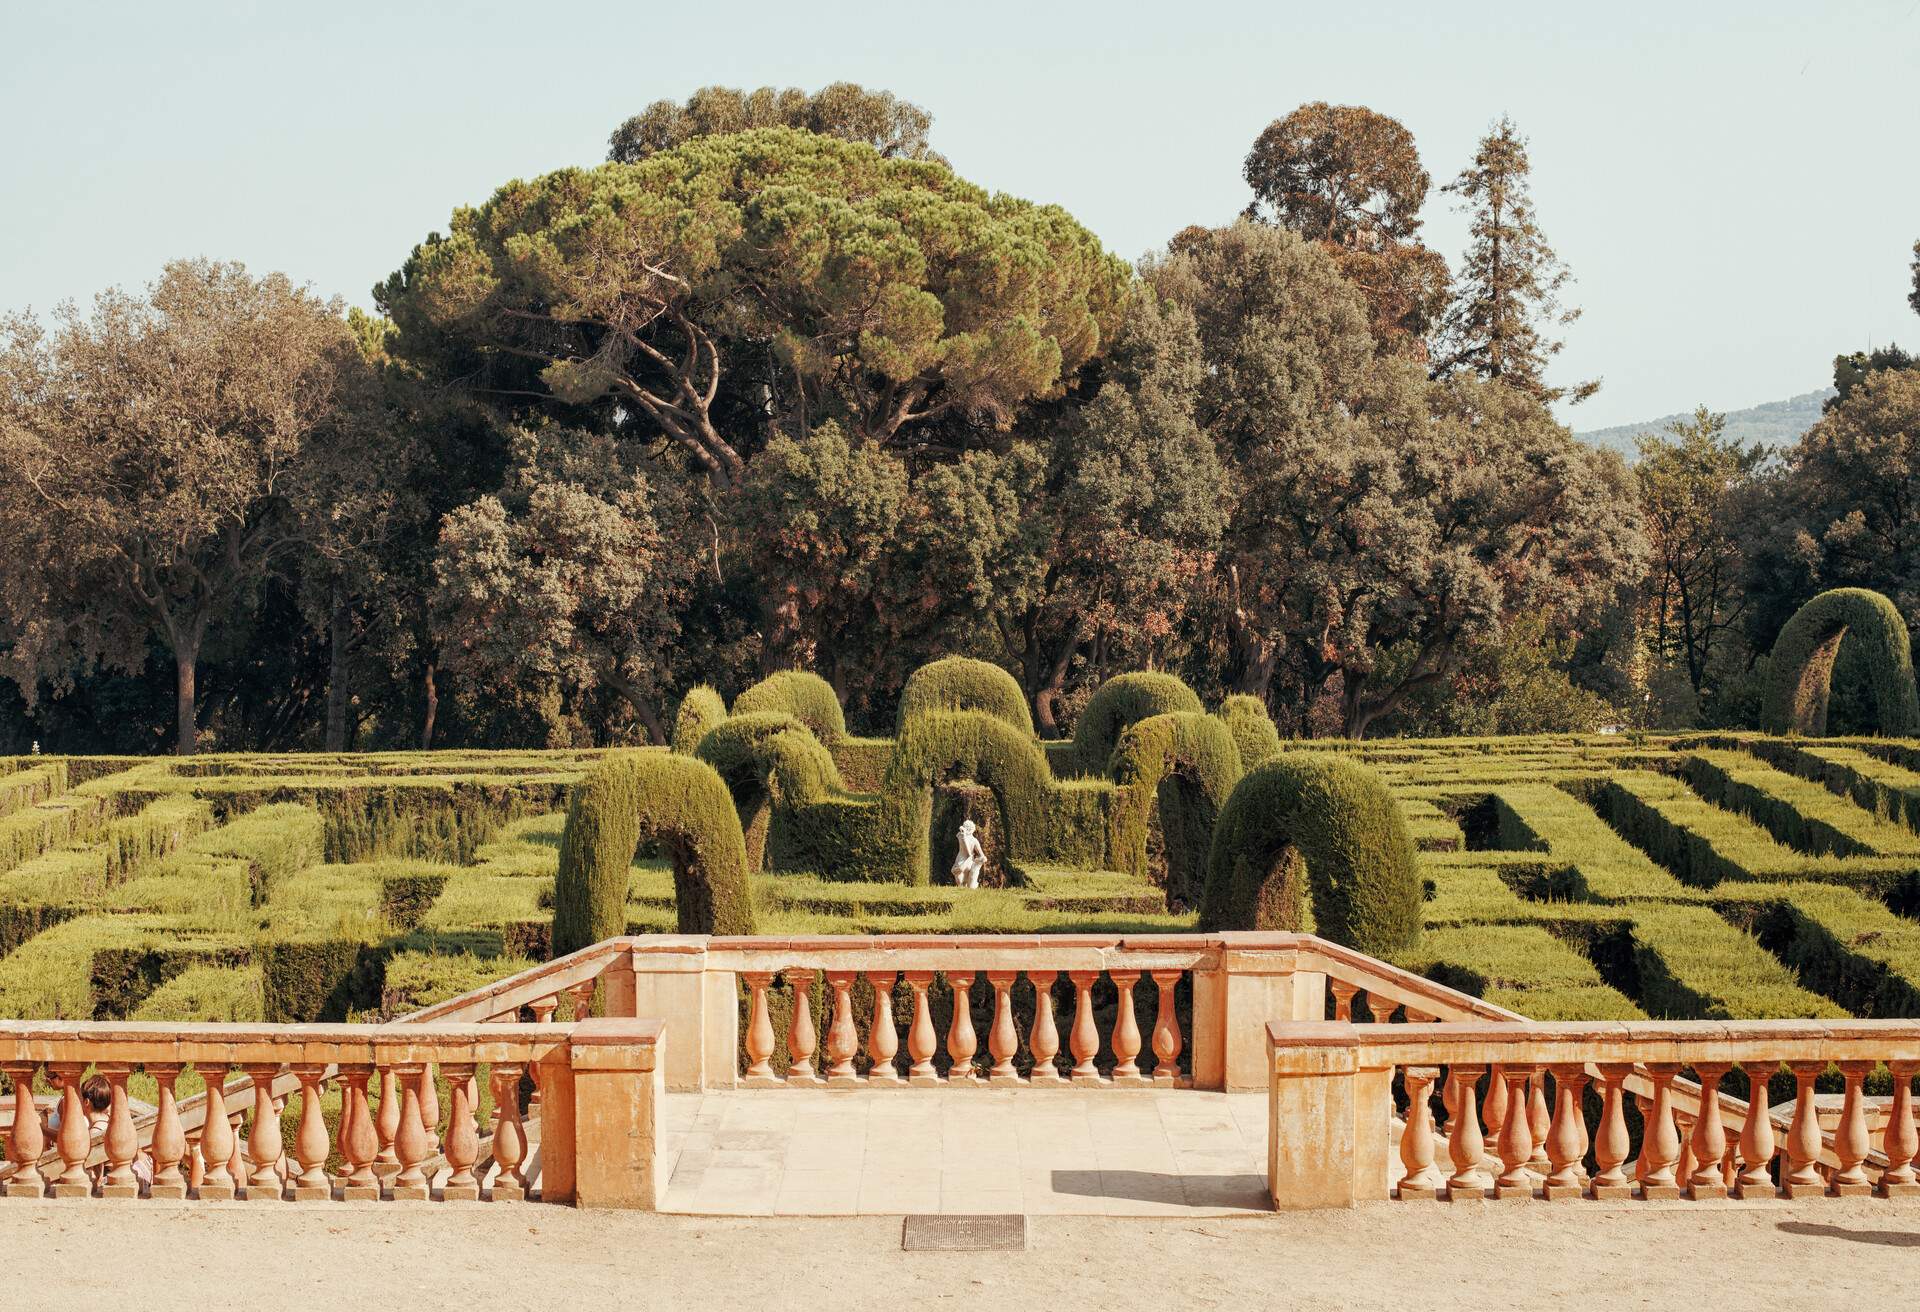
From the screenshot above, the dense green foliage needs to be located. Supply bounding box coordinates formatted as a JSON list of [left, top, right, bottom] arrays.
[[1199, 755, 1420, 956], [879, 711, 1060, 883], [671, 685, 729, 755], [1108, 712, 1242, 907], [553, 751, 755, 949], [1216, 695, 1282, 770], [896, 657, 1033, 735], [1071, 673, 1204, 776], [1764, 588, 1920, 736]]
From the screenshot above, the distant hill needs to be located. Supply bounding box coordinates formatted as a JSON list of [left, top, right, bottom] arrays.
[[1575, 388, 1834, 458]]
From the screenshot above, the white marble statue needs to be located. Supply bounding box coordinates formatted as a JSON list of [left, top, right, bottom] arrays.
[[951, 818, 986, 889]]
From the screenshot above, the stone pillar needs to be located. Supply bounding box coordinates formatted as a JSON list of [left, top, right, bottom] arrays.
[[1265, 1024, 1390, 1209], [567, 1018, 667, 1209]]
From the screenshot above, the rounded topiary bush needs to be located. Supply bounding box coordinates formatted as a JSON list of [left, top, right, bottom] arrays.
[[878, 710, 1056, 884], [1215, 694, 1282, 770], [1763, 587, 1920, 736], [553, 752, 755, 953], [670, 684, 729, 755], [1108, 712, 1243, 908], [732, 670, 847, 744], [1072, 672, 1204, 777], [1198, 754, 1419, 957], [896, 656, 1034, 736]]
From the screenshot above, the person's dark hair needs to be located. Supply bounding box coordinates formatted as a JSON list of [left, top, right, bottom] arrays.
[[80, 1074, 111, 1114]]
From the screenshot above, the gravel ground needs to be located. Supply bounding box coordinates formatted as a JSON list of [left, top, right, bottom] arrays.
[[6, 1197, 1919, 1310]]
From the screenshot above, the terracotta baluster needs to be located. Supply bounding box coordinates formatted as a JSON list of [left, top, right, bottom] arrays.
[[1028, 971, 1063, 1083], [825, 971, 860, 1085], [986, 971, 1020, 1085], [418, 1063, 442, 1158], [242, 1065, 285, 1201], [530, 997, 559, 1026], [390, 1064, 431, 1200], [1687, 1064, 1731, 1199], [375, 1066, 401, 1178], [198, 1068, 236, 1200], [226, 1111, 247, 1187], [1149, 969, 1184, 1086], [338, 1065, 381, 1200], [1110, 970, 1144, 1084], [785, 968, 819, 1084], [1330, 980, 1357, 1022], [1832, 1060, 1874, 1196], [1480, 1063, 1509, 1173], [866, 972, 902, 1085], [1444, 1065, 1492, 1200], [441, 1062, 480, 1201], [187, 1132, 205, 1194], [1067, 970, 1101, 1084], [1370, 994, 1398, 1024], [1674, 1113, 1696, 1188], [1734, 1062, 1777, 1198], [288, 1066, 331, 1201], [1, 1061, 45, 1199], [742, 972, 778, 1085], [1542, 1064, 1590, 1200], [147, 1063, 187, 1200], [1525, 1074, 1551, 1175], [904, 971, 939, 1085], [567, 978, 595, 1024], [1878, 1060, 1920, 1197], [489, 1063, 528, 1200], [946, 972, 979, 1082], [48, 1063, 90, 1198], [1640, 1063, 1683, 1198], [1398, 1066, 1446, 1199], [1590, 1064, 1633, 1199], [98, 1063, 139, 1199], [1782, 1061, 1826, 1199], [1493, 1065, 1536, 1198], [527, 997, 558, 1110]]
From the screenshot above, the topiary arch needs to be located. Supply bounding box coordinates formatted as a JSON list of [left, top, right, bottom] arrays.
[[1198, 755, 1419, 958], [1108, 712, 1243, 909], [1071, 672, 1204, 777], [878, 710, 1056, 884], [1763, 587, 1920, 736], [553, 752, 755, 953], [1215, 694, 1282, 770], [670, 684, 728, 754], [896, 656, 1034, 735], [695, 712, 846, 871], [732, 670, 847, 743]]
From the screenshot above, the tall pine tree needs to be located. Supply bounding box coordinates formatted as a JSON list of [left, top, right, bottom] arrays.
[[1435, 117, 1597, 404]]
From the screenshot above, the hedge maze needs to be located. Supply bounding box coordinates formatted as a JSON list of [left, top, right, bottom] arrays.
[[10, 660, 1920, 1034]]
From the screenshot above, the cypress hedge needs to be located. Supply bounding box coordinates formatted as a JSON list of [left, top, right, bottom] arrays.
[[732, 670, 847, 744], [896, 656, 1034, 735], [1216, 694, 1282, 770], [696, 712, 856, 872], [1071, 672, 1203, 777], [1108, 712, 1243, 908], [671, 684, 729, 755], [1198, 755, 1420, 957], [552, 752, 755, 953], [1763, 587, 1920, 736], [878, 711, 1057, 884]]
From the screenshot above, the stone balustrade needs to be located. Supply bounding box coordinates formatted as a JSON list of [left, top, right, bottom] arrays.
[[1264, 1018, 1920, 1209], [0, 1017, 664, 1207]]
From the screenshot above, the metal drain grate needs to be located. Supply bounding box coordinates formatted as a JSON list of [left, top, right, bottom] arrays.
[[900, 1214, 1028, 1251]]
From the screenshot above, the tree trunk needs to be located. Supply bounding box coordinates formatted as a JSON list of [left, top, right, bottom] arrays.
[[419, 661, 438, 751], [324, 592, 351, 752], [174, 639, 200, 756]]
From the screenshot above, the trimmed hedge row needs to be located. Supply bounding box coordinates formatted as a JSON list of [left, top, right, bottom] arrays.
[[1215, 695, 1282, 771], [1763, 587, 1920, 736], [1069, 672, 1203, 777], [1679, 748, 1920, 858]]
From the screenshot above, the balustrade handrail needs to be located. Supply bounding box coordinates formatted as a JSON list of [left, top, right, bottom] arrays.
[[1266, 1016, 1920, 1059]]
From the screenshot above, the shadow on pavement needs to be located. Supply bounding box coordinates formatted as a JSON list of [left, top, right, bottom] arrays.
[[1777, 1221, 1920, 1248]]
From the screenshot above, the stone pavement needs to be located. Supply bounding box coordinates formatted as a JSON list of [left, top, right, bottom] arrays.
[[656, 1088, 1272, 1216]]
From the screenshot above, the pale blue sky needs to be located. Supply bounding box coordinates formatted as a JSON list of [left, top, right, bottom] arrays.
[[5, 1, 1917, 429]]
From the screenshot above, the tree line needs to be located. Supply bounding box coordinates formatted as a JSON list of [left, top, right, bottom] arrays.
[[1, 84, 1916, 753]]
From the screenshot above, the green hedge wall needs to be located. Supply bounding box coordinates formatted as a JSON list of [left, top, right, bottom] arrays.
[[1108, 712, 1243, 907], [552, 752, 755, 952], [1199, 755, 1420, 956], [1763, 587, 1920, 736], [732, 670, 847, 744], [1071, 673, 1203, 777], [896, 657, 1034, 736], [671, 685, 729, 755]]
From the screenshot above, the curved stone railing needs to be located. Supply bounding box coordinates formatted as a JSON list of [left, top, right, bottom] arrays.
[[1263, 1018, 1920, 1208], [0, 1018, 663, 1206]]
